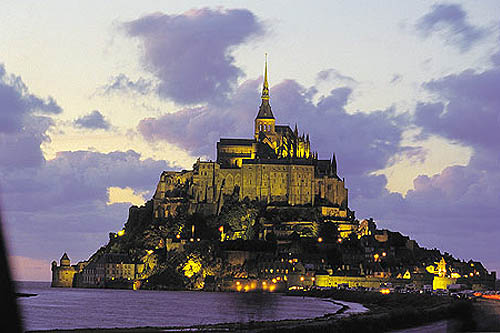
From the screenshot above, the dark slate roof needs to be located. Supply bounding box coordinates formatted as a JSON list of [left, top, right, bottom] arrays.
[[256, 101, 274, 119], [98, 253, 134, 264], [275, 125, 292, 132], [218, 138, 255, 146], [242, 158, 314, 165]]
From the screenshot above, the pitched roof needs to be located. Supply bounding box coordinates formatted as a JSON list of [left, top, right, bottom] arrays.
[[256, 101, 274, 119]]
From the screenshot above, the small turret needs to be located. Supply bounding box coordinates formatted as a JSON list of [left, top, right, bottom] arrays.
[[60, 253, 70, 267], [331, 153, 337, 176]]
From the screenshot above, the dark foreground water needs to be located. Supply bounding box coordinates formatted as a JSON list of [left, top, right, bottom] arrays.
[[17, 282, 341, 331]]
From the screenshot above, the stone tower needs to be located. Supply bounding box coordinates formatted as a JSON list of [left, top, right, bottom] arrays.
[[51, 253, 77, 288]]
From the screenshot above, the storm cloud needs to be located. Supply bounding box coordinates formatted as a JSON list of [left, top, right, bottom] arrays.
[[124, 8, 265, 105], [0, 64, 61, 168]]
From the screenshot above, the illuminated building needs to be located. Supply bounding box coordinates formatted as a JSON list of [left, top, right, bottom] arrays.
[[152, 57, 351, 219], [51, 253, 86, 288]]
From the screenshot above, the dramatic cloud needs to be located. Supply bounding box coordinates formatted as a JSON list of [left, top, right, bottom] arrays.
[[0, 65, 62, 169], [74, 110, 111, 130], [124, 8, 265, 104], [415, 68, 500, 152], [0, 64, 61, 134], [416, 3, 486, 52]]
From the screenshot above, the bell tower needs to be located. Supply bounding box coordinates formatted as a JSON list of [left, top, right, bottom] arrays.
[[255, 54, 275, 140]]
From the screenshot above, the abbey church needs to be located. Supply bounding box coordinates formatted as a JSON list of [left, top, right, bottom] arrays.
[[153, 59, 350, 218]]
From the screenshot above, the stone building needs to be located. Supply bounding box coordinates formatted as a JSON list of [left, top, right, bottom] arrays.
[[153, 59, 349, 218], [51, 253, 86, 288], [77, 253, 144, 288]]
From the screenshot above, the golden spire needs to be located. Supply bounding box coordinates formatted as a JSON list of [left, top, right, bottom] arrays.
[[261, 53, 269, 101]]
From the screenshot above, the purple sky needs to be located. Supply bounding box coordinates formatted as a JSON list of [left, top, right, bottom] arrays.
[[1, 2, 499, 281]]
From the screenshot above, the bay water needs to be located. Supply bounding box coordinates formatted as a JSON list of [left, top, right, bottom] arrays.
[[17, 282, 341, 331]]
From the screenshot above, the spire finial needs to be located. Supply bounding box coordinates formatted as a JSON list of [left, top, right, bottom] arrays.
[[261, 53, 269, 101]]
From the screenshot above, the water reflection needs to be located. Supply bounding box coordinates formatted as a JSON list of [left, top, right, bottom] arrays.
[[17, 282, 338, 331]]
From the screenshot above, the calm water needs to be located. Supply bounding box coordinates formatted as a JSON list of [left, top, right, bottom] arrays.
[[16, 282, 340, 331]]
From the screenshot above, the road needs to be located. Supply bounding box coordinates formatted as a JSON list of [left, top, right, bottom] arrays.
[[472, 298, 500, 331], [390, 299, 500, 332]]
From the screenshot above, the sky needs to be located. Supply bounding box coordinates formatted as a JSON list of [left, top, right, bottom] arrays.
[[1, 1, 499, 281]]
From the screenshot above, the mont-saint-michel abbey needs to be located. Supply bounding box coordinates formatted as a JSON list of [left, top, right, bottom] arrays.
[[52, 60, 496, 293], [153, 59, 349, 219]]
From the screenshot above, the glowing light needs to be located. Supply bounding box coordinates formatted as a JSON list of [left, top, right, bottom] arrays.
[[269, 284, 276, 292], [276, 276, 281, 281], [219, 226, 224, 233], [262, 281, 267, 286], [272, 278, 277, 283], [176, 234, 181, 239], [146, 250, 154, 255], [382, 252, 386, 257], [483, 294, 500, 300], [117, 229, 125, 237], [237, 285, 242, 292], [311, 277, 315, 282], [236, 281, 241, 285], [374, 254, 380, 261], [337, 238, 342, 243], [317, 237, 323, 243], [451, 272, 461, 279], [300, 276, 305, 282], [470, 272, 473, 277], [182, 258, 202, 278], [380, 288, 390, 294]]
